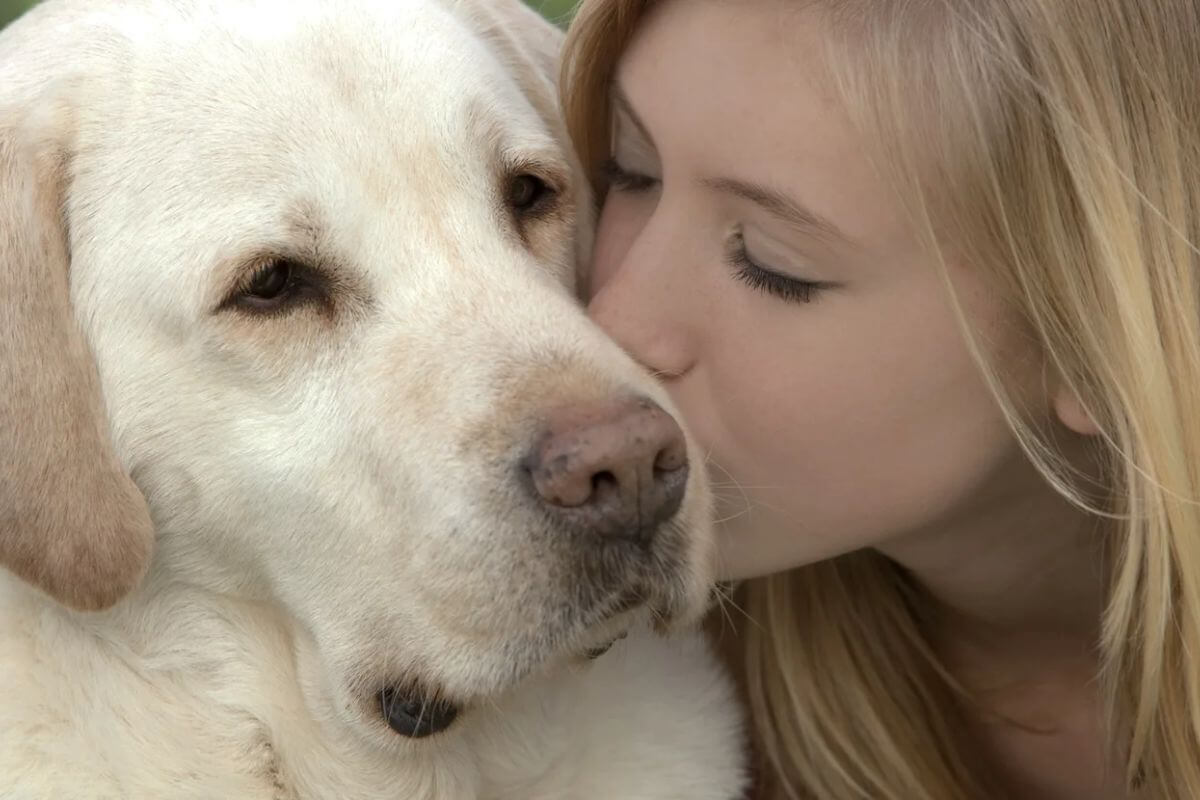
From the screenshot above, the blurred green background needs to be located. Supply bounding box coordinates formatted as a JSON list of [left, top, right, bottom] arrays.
[[1, 0, 37, 28], [1, 0, 578, 30]]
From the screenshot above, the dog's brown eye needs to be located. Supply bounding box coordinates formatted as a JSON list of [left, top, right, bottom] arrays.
[[507, 174, 555, 215], [248, 261, 292, 299], [232, 258, 318, 313]]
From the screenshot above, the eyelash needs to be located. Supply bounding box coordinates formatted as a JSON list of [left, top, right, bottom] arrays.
[[602, 157, 827, 305], [600, 157, 658, 192], [725, 232, 825, 305]]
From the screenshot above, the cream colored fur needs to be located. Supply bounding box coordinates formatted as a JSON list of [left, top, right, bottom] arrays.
[[0, 0, 746, 797]]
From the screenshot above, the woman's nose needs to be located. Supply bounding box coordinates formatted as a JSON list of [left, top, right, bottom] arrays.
[[587, 246, 698, 380]]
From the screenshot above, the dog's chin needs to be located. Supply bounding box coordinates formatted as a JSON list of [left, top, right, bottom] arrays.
[[351, 579, 715, 746]]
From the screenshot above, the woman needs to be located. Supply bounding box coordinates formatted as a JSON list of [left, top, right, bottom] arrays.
[[560, 1, 1200, 798]]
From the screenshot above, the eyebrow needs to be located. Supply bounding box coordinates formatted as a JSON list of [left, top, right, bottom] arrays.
[[612, 81, 854, 248], [700, 176, 855, 247]]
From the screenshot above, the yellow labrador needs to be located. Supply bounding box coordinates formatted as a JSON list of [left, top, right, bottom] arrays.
[[0, 0, 746, 797]]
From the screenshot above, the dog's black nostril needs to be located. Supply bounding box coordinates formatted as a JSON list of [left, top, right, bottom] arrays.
[[591, 470, 617, 493], [379, 687, 459, 738]]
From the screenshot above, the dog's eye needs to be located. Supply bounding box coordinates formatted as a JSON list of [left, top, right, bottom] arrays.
[[507, 174, 556, 216], [232, 258, 322, 314], [248, 261, 292, 298]]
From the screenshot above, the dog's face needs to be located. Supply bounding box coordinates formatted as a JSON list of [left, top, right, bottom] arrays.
[[0, 0, 715, 748]]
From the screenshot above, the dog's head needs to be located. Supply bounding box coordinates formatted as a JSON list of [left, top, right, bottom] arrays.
[[0, 0, 715, 748]]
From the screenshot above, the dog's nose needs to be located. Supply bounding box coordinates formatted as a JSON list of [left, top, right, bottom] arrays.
[[522, 396, 689, 543]]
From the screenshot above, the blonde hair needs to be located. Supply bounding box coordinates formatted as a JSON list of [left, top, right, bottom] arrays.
[[561, 1, 1200, 797]]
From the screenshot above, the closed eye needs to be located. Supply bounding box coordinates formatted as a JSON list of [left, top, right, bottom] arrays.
[[724, 229, 833, 304], [600, 157, 659, 192]]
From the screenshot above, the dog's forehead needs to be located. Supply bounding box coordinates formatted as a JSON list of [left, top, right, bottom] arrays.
[[142, 0, 542, 150], [67, 0, 558, 270]]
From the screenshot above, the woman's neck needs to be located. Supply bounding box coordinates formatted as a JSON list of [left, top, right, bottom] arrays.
[[877, 459, 1131, 799], [881, 460, 1105, 638]]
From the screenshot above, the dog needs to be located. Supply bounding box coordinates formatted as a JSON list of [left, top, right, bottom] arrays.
[[0, 0, 748, 797]]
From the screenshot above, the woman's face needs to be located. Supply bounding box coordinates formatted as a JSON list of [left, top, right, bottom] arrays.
[[587, 0, 1053, 580]]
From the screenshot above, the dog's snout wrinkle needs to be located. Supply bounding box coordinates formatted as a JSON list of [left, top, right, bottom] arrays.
[[522, 396, 689, 544]]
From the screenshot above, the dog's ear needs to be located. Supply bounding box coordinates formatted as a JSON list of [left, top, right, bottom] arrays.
[[486, 0, 564, 89], [454, 0, 565, 120], [0, 125, 154, 612], [455, 0, 562, 83], [455, 0, 596, 295]]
